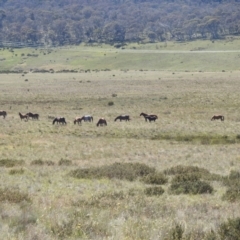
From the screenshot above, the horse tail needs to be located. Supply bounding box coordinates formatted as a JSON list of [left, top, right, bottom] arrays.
[[105, 120, 107, 126], [74, 120, 76, 124], [53, 119, 56, 125], [91, 116, 93, 122], [114, 117, 118, 121], [222, 116, 224, 121]]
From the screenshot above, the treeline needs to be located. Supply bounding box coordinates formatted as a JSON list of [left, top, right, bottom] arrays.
[[1, 0, 240, 46]]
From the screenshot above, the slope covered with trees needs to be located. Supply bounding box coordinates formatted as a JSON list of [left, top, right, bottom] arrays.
[[1, 0, 240, 46]]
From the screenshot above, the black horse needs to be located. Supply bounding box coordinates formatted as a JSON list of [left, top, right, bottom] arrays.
[[52, 117, 67, 125], [114, 115, 130, 121]]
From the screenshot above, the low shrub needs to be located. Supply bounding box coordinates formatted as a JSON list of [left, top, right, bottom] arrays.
[[218, 217, 240, 240], [58, 159, 72, 166], [0, 159, 24, 168], [70, 162, 156, 181], [165, 223, 184, 240], [9, 168, 24, 175], [142, 172, 168, 185], [144, 186, 164, 196], [222, 170, 240, 202], [169, 173, 213, 195], [0, 188, 30, 203], [31, 159, 44, 165]]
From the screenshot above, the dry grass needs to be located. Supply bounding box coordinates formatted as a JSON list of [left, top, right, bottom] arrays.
[[1, 70, 240, 239]]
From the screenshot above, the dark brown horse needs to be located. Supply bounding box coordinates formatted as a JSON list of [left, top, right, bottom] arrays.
[[19, 112, 29, 121], [74, 117, 82, 125], [96, 118, 107, 126], [114, 115, 130, 121], [140, 112, 158, 122], [0, 111, 7, 119], [52, 117, 67, 125], [211, 115, 224, 121], [27, 112, 39, 120]]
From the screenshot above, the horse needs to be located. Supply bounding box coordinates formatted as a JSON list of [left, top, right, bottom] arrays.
[[96, 118, 107, 127], [19, 112, 29, 121], [27, 112, 39, 120], [74, 117, 82, 125], [144, 115, 158, 122], [52, 117, 67, 125], [0, 111, 7, 119], [211, 115, 224, 121], [140, 112, 158, 122], [114, 115, 130, 121], [80, 115, 93, 122]]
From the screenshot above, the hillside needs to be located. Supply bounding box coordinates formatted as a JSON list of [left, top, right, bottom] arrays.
[[1, 0, 240, 46]]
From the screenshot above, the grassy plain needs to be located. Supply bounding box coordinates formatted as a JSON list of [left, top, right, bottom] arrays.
[[1, 41, 240, 239]]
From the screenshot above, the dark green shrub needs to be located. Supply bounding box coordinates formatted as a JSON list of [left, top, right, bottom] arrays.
[[144, 186, 164, 196], [70, 162, 156, 181], [164, 165, 221, 181], [170, 173, 213, 195], [142, 172, 168, 185], [218, 217, 240, 240]]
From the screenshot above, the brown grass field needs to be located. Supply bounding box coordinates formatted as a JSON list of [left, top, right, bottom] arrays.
[[1, 69, 240, 239]]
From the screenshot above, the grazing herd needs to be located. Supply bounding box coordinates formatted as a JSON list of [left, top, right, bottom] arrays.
[[1, 111, 225, 126]]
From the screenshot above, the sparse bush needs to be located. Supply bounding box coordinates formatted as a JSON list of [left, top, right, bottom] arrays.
[[112, 93, 117, 97], [31, 159, 44, 165], [58, 159, 72, 166], [222, 170, 240, 202], [108, 101, 114, 106], [0, 188, 30, 203], [170, 173, 214, 195], [144, 186, 164, 196], [9, 168, 24, 175], [218, 217, 240, 240], [0, 159, 24, 168], [70, 162, 156, 181], [165, 223, 184, 240], [142, 172, 168, 185]]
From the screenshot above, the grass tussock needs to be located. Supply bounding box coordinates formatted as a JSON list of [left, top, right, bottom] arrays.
[[0, 159, 25, 168], [58, 159, 72, 166], [0, 188, 30, 203], [70, 162, 156, 181]]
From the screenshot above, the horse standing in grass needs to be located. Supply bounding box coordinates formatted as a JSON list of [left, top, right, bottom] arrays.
[[140, 112, 158, 122], [211, 115, 224, 121], [0, 111, 7, 119], [27, 112, 39, 120], [97, 118, 107, 126], [74, 117, 82, 125], [114, 115, 130, 121], [81, 115, 93, 122], [19, 112, 29, 121], [52, 117, 67, 125]]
